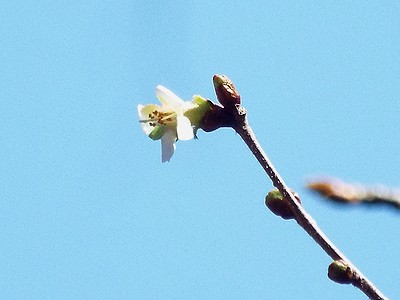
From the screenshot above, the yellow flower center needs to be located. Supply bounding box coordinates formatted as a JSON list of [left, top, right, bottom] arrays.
[[146, 109, 176, 128]]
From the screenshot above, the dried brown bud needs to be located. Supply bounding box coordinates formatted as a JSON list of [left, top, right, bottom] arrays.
[[213, 74, 241, 110]]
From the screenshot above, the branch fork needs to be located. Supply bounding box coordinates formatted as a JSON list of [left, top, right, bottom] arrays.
[[208, 74, 387, 300]]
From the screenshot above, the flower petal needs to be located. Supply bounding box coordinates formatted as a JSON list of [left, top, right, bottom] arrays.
[[161, 129, 176, 162], [156, 85, 185, 110], [176, 115, 194, 141], [137, 104, 159, 120], [138, 104, 159, 135]]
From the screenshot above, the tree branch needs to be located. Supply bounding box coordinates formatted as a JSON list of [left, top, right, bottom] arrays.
[[233, 105, 387, 300], [308, 177, 400, 210]]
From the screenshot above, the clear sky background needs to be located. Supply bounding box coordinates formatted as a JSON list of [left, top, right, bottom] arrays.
[[2, 1, 399, 299]]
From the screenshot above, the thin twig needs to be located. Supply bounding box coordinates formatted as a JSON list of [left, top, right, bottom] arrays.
[[307, 177, 400, 209], [233, 105, 387, 300]]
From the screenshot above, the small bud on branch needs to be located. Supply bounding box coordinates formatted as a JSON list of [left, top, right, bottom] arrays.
[[328, 260, 353, 285], [265, 189, 301, 220], [213, 74, 241, 111]]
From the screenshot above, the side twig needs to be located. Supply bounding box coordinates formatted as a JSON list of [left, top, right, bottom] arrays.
[[307, 177, 400, 209], [233, 105, 387, 300]]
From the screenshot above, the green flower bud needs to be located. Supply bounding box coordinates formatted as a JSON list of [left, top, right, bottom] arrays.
[[265, 189, 301, 220], [328, 260, 353, 284]]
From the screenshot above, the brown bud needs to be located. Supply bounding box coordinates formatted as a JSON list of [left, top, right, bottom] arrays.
[[199, 101, 236, 132], [213, 74, 241, 110]]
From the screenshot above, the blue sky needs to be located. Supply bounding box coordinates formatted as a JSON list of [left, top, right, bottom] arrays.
[[2, 1, 400, 299]]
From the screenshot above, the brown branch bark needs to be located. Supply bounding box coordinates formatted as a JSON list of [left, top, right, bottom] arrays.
[[233, 105, 387, 300]]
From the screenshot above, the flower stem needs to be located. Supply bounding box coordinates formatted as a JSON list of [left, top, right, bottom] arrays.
[[233, 105, 387, 300]]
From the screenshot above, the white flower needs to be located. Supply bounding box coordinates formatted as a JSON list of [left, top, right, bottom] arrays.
[[138, 85, 210, 162]]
